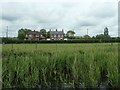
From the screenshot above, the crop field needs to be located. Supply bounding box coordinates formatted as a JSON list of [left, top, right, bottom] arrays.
[[2, 43, 118, 88]]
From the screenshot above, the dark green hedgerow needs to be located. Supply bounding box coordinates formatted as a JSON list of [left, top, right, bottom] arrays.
[[1, 38, 120, 44]]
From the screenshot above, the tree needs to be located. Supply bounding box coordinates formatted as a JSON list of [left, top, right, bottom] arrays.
[[67, 30, 75, 34], [66, 30, 75, 38], [18, 31, 25, 40], [104, 27, 109, 36], [46, 31, 50, 38], [83, 35, 91, 39], [40, 29, 46, 37], [18, 28, 31, 40], [92, 36, 96, 39], [96, 34, 111, 39]]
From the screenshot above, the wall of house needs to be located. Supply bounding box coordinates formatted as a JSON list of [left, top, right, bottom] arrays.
[[26, 34, 43, 40], [50, 34, 64, 40]]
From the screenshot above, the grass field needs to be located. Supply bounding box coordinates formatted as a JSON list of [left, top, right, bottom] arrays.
[[2, 43, 118, 88]]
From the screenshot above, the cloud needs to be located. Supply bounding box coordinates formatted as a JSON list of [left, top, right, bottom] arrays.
[[86, 2, 117, 18], [2, 14, 19, 21], [0, 1, 118, 37]]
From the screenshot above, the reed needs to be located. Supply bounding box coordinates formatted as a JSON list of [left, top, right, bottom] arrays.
[[2, 43, 118, 88]]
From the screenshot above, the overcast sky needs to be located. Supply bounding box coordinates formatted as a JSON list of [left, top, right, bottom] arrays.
[[0, 0, 119, 37]]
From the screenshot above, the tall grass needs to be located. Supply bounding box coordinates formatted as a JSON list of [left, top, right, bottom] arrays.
[[2, 43, 118, 88]]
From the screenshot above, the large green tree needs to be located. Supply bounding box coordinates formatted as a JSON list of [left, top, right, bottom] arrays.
[[40, 29, 46, 37], [18, 28, 31, 40], [67, 30, 75, 34], [66, 30, 75, 38], [96, 34, 111, 39], [46, 31, 50, 38]]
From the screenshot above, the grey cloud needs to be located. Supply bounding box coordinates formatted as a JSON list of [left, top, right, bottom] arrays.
[[88, 2, 116, 19], [2, 14, 19, 21], [1, 1, 118, 37], [76, 20, 98, 27]]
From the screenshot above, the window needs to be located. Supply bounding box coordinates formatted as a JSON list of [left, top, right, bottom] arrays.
[[29, 34, 32, 37], [36, 35, 39, 37], [61, 35, 63, 37]]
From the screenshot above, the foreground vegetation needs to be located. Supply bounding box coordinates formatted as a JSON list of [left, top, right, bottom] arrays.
[[2, 43, 118, 88]]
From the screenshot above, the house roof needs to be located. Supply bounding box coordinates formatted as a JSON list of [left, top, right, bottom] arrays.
[[26, 31, 41, 35], [50, 31, 64, 35]]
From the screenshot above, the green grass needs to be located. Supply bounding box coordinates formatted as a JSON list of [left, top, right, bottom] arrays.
[[2, 43, 118, 88]]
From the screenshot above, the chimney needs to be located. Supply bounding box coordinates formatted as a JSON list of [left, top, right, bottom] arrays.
[[34, 30, 35, 32], [56, 29, 57, 31], [49, 29, 51, 32], [62, 29, 64, 32]]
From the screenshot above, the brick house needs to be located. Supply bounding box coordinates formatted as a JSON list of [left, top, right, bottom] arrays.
[[25, 30, 45, 40], [50, 29, 64, 40]]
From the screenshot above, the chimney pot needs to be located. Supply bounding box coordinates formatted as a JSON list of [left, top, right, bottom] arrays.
[[62, 29, 64, 32]]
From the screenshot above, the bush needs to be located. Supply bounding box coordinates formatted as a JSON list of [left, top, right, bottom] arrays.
[[2, 38, 120, 44]]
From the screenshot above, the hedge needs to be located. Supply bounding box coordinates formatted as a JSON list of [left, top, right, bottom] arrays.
[[1, 38, 120, 44]]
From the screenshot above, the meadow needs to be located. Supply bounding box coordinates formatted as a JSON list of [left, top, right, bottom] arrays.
[[2, 43, 118, 88]]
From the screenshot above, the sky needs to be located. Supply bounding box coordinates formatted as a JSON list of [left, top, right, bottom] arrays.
[[0, 0, 119, 37]]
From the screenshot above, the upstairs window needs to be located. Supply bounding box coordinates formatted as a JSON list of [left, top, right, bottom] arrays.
[[26, 34, 28, 37], [36, 34, 39, 37], [29, 34, 32, 37]]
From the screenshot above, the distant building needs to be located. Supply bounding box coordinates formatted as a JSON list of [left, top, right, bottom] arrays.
[[83, 35, 91, 38], [25, 30, 45, 40], [49, 29, 64, 40], [104, 27, 109, 36]]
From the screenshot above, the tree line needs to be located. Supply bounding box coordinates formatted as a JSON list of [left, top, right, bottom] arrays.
[[1, 27, 119, 44], [18, 28, 76, 40], [18, 28, 113, 40]]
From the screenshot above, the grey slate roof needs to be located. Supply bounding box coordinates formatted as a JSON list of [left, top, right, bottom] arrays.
[[50, 31, 64, 35], [26, 31, 41, 35]]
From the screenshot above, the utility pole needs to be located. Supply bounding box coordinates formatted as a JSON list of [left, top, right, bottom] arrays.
[[6, 26, 8, 38]]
